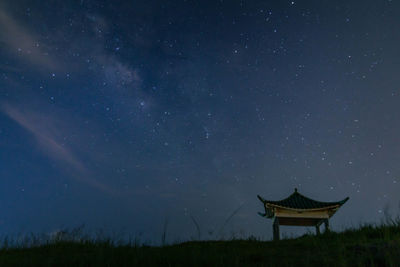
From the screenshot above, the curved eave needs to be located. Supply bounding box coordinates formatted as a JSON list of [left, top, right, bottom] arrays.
[[258, 212, 268, 218], [260, 196, 349, 211], [257, 195, 266, 203]]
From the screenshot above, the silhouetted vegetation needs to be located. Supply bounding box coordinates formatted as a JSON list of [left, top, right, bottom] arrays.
[[1, 221, 400, 266]]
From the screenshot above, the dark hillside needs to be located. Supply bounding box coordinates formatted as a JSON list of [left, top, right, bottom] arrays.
[[1, 223, 400, 266]]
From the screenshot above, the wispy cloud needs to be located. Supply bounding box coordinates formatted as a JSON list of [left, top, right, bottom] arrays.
[[1, 103, 113, 194], [0, 8, 59, 71]]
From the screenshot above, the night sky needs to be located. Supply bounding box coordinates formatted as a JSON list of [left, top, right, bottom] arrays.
[[1, 0, 400, 242]]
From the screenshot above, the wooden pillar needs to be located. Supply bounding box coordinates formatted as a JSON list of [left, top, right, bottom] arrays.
[[315, 225, 320, 235], [324, 219, 330, 233], [316, 220, 324, 235], [273, 217, 280, 241]]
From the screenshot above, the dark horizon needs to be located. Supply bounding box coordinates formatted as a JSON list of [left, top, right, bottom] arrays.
[[1, 0, 400, 243]]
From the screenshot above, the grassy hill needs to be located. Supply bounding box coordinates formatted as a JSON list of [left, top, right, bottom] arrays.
[[0, 223, 399, 266]]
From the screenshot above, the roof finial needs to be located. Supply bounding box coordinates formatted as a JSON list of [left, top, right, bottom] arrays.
[[294, 188, 298, 192]]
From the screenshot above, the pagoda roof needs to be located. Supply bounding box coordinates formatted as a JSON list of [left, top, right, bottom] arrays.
[[257, 188, 349, 210]]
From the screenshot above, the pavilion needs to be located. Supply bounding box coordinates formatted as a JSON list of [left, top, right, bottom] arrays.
[[257, 188, 349, 240]]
